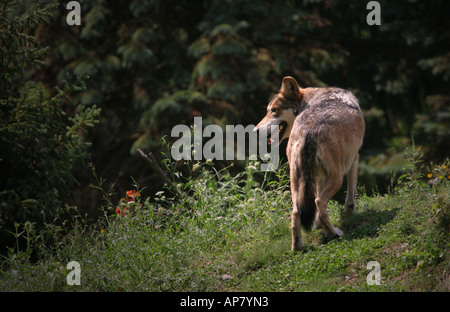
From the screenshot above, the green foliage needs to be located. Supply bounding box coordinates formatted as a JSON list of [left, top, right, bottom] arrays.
[[0, 1, 52, 95], [24, 0, 449, 205], [1, 0, 449, 292], [413, 95, 450, 161], [0, 0, 100, 250], [1, 148, 448, 291]]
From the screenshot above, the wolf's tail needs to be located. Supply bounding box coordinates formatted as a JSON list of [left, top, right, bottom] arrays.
[[298, 131, 317, 231]]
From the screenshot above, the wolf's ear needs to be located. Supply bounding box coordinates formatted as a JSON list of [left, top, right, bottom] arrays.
[[280, 76, 301, 99]]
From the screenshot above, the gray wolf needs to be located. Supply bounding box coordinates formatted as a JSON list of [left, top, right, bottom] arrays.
[[254, 77, 365, 251]]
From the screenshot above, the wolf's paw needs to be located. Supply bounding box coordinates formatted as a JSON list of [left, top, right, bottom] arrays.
[[344, 202, 356, 214], [320, 227, 344, 243], [333, 227, 344, 237]]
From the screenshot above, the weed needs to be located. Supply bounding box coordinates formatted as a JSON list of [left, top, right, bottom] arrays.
[[0, 144, 448, 291]]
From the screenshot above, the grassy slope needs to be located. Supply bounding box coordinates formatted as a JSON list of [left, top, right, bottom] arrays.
[[1, 165, 449, 292]]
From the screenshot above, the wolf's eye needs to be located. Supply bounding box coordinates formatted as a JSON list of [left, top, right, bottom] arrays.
[[271, 108, 278, 113]]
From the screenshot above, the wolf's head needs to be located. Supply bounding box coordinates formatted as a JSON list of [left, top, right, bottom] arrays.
[[254, 76, 304, 145]]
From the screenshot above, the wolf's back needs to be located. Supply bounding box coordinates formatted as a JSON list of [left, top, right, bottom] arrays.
[[303, 87, 361, 111]]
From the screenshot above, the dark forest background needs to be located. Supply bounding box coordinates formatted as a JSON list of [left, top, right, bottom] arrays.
[[1, 0, 449, 251]]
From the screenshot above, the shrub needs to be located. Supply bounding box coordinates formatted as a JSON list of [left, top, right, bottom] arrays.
[[0, 0, 100, 252]]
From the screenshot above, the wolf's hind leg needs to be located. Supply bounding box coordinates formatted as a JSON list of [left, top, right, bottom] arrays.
[[316, 171, 344, 238], [291, 209, 304, 251], [314, 210, 323, 230], [345, 153, 359, 214], [289, 165, 305, 251], [290, 183, 304, 251]]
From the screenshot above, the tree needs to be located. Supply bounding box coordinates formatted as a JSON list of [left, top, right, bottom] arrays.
[[27, 0, 450, 211], [0, 0, 100, 252]]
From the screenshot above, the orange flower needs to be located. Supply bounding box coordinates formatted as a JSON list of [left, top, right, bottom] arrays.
[[126, 190, 140, 199], [116, 206, 127, 216]]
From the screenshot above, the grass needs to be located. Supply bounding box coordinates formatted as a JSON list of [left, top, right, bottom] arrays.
[[0, 154, 449, 292]]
